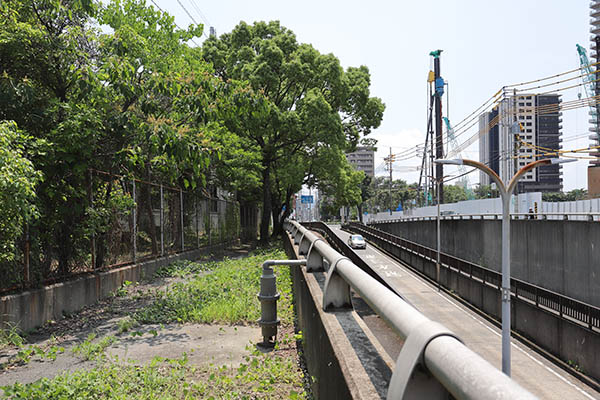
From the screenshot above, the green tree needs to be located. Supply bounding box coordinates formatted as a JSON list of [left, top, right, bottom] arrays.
[[0, 122, 43, 262], [443, 184, 469, 204], [0, 0, 222, 272], [474, 184, 499, 199], [365, 177, 417, 214], [202, 21, 384, 242]]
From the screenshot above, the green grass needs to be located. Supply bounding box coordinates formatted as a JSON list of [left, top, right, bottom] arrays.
[[0, 244, 308, 399], [1, 347, 307, 399], [0, 324, 24, 349], [135, 245, 295, 326], [71, 333, 117, 361]]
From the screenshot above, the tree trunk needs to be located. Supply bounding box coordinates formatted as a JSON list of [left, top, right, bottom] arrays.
[[271, 206, 283, 237], [260, 166, 271, 244], [358, 203, 364, 223]]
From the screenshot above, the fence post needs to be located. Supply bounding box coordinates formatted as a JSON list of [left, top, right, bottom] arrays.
[[208, 198, 212, 247], [180, 188, 184, 252], [195, 196, 199, 249], [24, 223, 30, 287], [132, 179, 137, 263], [89, 170, 96, 270], [160, 184, 164, 257]]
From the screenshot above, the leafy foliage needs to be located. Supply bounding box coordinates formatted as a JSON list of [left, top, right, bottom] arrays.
[[542, 189, 587, 202], [0, 122, 42, 262], [361, 177, 418, 214], [203, 21, 385, 240]]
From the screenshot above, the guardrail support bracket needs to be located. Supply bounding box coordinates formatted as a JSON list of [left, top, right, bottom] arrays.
[[387, 320, 461, 399], [323, 257, 352, 310], [306, 240, 325, 272]]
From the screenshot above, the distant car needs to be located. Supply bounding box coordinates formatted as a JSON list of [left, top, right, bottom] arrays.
[[348, 234, 367, 249]]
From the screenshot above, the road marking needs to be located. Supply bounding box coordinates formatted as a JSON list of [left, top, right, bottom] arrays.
[[364, 243, 597, 399]]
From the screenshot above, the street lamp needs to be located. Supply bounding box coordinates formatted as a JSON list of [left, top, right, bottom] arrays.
[[427, 174, 450, 292], [435, 157, 575, 377]]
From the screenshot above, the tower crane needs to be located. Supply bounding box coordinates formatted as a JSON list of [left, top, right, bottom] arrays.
[[443, 117, 475, 199], [576, 44, 599, 142]]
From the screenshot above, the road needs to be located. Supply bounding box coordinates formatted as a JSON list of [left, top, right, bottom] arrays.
[[330, 225, 600, 400]]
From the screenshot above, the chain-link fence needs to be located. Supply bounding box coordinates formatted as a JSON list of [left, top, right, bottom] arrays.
[[0, 170, 240, 294]]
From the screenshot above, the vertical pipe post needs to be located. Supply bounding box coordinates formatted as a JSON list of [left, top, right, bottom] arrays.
[[501, 191, 511, 376], [180, 188, 184, 251], [160, 184, 164, 257], [24, 223, 30, 287], [195, 196, 199, 249], [389, 147, 393, 215], [89, 170, 95, 269], [132, 179, 137, 263], [434, 54, 444, 203], [208, 197, 212, 247], [436, 179, 441, 291]]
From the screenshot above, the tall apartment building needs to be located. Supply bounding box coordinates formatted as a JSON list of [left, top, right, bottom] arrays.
[[478, 94, 563, 193], [346, 146, 375, 177], [589, 0, 600, 196]]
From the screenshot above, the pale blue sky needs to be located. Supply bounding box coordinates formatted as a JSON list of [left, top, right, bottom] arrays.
[[154, 0, 591, 190]]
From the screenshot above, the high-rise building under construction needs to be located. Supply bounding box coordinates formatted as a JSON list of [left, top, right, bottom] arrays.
[[478, 94, 563, 193], [588, 0, 600, 196]]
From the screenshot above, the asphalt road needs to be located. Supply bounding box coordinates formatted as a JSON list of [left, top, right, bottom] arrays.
[[330, 224, 600, 400]]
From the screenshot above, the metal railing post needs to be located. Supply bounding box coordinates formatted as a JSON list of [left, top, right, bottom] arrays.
[[132, 179, 137, 263], [160, 184, 164, 257], [89, 170, 95, 269], [24, 223, 30, 287], [195, 196, 200, 249], [180, 188, 185, 251]]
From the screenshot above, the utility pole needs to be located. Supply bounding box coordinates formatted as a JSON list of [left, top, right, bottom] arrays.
[[431, 49, 444, 204], [389, 147, 393, 215], [594, 35, 600, 143]]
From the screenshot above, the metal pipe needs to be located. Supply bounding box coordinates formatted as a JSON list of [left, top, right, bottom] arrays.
[[132, 179, 137, 263], [286, 220, 537, 399], [258, 259, 306, 347], [425, 336, 537, 400], [160, 184, 164, 257], [180, 189, 184, 251]]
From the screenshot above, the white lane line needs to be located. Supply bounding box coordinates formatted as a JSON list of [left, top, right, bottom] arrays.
[[365, 243, 597, 399]]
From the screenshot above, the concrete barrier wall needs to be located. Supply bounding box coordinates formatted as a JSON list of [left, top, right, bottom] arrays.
[[373, 219, 600, 307], [0, 243, 230, 333], [362, 229, 600, 384], [283, 233, 392, 399]]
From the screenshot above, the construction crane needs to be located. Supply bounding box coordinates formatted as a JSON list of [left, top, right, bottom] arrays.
[[576, 44, 599, 141], [443, 117, 475, 199]]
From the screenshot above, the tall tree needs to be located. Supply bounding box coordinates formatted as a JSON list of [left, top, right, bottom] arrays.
[[202, 21, 384, 241]]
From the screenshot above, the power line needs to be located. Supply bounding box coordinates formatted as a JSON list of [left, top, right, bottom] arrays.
[[187, 0, 212, 28], [174, 0, 209, 39], [148, 0, 202, 46]]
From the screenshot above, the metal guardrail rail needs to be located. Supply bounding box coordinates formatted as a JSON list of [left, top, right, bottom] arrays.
[[371, 211, 600, 222], [347, 222, 600, 332], [286, 220, 537, 399]]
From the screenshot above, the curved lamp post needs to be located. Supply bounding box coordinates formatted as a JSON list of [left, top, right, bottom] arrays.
[[434, 157, 576, 376]]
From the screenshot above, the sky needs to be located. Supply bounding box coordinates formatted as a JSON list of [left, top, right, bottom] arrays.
[[151, 0, 591, 191]]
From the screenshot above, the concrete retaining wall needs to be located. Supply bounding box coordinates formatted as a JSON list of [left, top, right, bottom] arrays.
[[283, 234, 393, 399], [0, 243, 229, 333], [365, 231, 600, 384], [372, 219, 600, 307]]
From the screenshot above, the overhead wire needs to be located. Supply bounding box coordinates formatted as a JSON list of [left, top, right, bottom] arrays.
[[174, 0, 209, 39], [504, 60, 600, 88], [148, 0, 201, 46]]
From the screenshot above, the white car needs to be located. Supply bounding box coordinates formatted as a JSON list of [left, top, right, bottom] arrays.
[[348, 234, 367, 249]]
